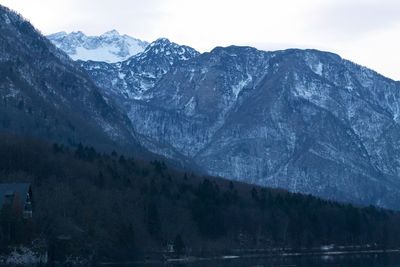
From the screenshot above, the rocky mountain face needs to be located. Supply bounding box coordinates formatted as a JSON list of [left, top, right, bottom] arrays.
[[79, 38, 200, 101], [0, 5, 144, 153], [47, 30, 148, 63], [76, 37, 400, 210]]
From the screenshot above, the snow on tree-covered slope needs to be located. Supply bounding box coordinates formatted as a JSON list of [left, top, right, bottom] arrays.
[[48, 28, 400, 211], [47, 30, 148, 63], [78, 43, 400, 211]]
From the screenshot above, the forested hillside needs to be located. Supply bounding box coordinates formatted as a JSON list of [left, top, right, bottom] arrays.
[[1, 133, 400, 262]]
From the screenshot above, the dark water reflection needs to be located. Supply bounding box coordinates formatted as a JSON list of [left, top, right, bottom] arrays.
[[117, 253, 400, 267]]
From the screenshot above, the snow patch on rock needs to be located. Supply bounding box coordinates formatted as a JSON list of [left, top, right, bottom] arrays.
[[232, 74, 252, 98]]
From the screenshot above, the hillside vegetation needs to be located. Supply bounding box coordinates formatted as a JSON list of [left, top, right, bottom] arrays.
[[0, 133, 400, 262]]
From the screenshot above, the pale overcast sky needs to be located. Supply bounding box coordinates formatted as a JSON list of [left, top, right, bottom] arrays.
[[1, 0, 399, 80]]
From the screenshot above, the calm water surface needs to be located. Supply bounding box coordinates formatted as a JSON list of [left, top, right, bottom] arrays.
[[111, 253, 400, 267]]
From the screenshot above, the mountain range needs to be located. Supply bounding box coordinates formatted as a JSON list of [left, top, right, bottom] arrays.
[[2, 3, 400, 211], [59, 32, 400, 210]]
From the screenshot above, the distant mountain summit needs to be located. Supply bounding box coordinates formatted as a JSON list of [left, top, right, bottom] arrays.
[[79, 37, 200, 100], [47, 30, 148, 63]]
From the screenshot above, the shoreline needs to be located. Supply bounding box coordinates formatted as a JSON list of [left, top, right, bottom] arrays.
[[99, 248, 400, 265]]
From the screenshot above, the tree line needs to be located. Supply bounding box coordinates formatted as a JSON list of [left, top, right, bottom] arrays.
[[0, 133, 400, 262]]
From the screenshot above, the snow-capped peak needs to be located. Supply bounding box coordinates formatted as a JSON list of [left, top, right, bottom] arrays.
[[47, 30, 149, 63], [100, 29, 120, 38], [141, 38, 200, 62], [151, 37, 171, 45]]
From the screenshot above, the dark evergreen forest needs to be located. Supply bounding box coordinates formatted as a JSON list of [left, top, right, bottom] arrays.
[[1, 133, 400, 261]]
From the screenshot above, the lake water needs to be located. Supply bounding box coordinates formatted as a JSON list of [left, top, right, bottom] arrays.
[[116, 253, 400, 267]]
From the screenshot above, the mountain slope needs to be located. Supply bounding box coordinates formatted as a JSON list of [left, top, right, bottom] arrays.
[[141, 47, 400, 209], [2, 133, 400, 261], [0, 5, 143, 153], [47, 30, 148, 63], [77, 41, 400, 210]]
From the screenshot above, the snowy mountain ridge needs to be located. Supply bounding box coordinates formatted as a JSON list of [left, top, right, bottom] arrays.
[[47, 30, 149, 63], [48, 29, 400, 210], [79, 37, 200, 100]]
